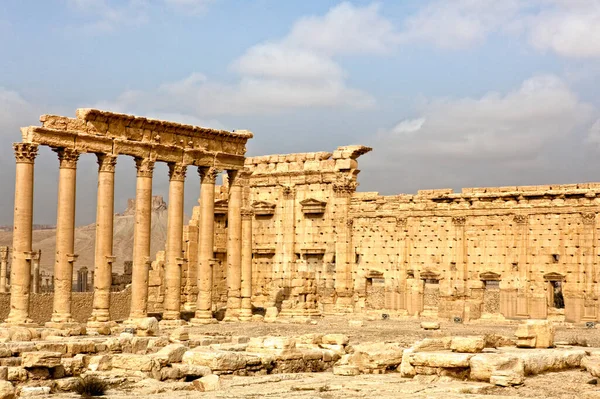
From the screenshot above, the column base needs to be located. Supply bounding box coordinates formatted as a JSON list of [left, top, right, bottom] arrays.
[[238, 309, 252, 322], [0, 321, 38, 328], [44, 322, 85, 335], [159, 319, 188, 329], [86, 321, 117, 335], [182, 302, 197, 312], [189, 310, 218, 325]]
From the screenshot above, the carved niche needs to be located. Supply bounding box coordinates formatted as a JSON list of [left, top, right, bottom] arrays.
[[543, 272, 565, 282], [300, 198, 327, 215], [251, 201, 276, 217], [479, 271, 501, 281]]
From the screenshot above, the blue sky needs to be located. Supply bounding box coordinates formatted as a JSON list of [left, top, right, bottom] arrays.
[[1, 0, 600, 225]]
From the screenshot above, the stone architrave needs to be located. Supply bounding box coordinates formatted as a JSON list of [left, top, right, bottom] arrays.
[[224, 170, 243, 321], [89, 153, 117, 326], [162, 162, 187, 323], [6, 143, 38, 325], [48, 147, 80, 326], [191, 166, 219, 324], [128, 157, 155, 320], [239, 208, 254, 321]]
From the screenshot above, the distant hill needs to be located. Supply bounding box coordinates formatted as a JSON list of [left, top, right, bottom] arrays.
[[0, 196, 169, 274]]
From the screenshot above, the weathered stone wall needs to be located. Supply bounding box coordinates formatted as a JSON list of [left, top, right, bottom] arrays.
[[0, 288, 131, 323]]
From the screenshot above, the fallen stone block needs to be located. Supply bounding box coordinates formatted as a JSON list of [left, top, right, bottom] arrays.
[[490, 358, 525, 387], [399, 348, 416, 378], [469, 353, 521, 381], [192, 374, 220, 391], [322, 334, 349, 346], [583, 356, 600, 377], [66, 341, 96, 355], [421, 321, 440, 330], [9, 328, 32, 342], [86, 355, 112, 372], [171, 363, 212, 379], [21, 352, 62, 368], [340, 342, 404, 373], [515, 320, 555, 348], [6, 368, 26, 382], [111, 354, 160, 372], [498, 347, 585, 375], [170, 327, 190, 342], [182, 349, 246, 373], [152, 344, 187, 366], [19, 386, 51, 397], [412, 338, 452, 353], [411, 352, 474, 368], [333, 365, 360, 376], [451, 336, 485, 353]]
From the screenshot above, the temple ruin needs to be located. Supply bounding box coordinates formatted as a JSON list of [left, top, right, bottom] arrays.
[[3, 109, 600, 328]]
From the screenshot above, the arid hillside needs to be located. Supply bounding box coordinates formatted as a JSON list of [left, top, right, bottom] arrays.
[[0, 196, 170, 274]]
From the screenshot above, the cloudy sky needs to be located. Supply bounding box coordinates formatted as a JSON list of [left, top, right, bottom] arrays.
[[1, 0, 600, 225]]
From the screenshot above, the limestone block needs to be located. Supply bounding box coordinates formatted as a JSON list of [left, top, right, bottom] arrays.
[[583, 356, 600, 377], [131, 337, 150, 354], [8, 328, 31, 342], [54, 377, 81, 392], [0, 349, 11, 359], [420, 321, 440, 330], [322, 334, 349, 346], [319, 344, 346, 358], [35, 342, 67, 354], [66, 341, 96, 355], [411, 352, 473, 368], [152, 344, 188, 366], [19, 386, 50, 397], [60, 354, 86, 377], [412, 338, 452, 353], [296, 334, 323, 346], [134, 317, 160, 337], [182, 349, 246, 372], [21, 352, 62, 368], [87, 355, 112, 372], [171, 363, 212, 379], [342, 342, 404, 373], [0, 367, 6, 381], [262, 337, 296, 350], [489, 358, 525, 387], [399, 348, 416, 378], [469, 353, 521, 381], [450, 336, 485, 353], [0, 381, 14, 399], [264, 307, 278, 323], [170, 327, 190, 342], [348, 320, 364, 327], [111, 354, 160, 372], [6, 368, 26, 382], [498, 348, 585, 375], [192, 374, 220, 392], [515, 320, 555, 348], [333, 365, 360, 376]]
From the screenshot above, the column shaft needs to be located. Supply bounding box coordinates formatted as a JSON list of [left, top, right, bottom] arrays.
[[90, 154, 117, 324], [225, 171, 243, 319], [50, 148, 79, 323], [239, 209, 253, 320], [0, 247, 7, 293], [163, 163, 186, 320], [193, 167, 218, 322], [6, 143, 38, 325], [129, 158, 155, 319]]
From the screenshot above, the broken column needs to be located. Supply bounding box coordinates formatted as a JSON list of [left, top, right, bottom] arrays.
[[128, 157, 155, 321], [48, 147, 80, 327], [191, 166, 218, 324], [162, 162, 187, 325], [88, 153, 117, 329], [5, 143, 38, 325]]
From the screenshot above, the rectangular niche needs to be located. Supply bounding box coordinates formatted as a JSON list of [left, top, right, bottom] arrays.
[[300, 198, 327, 215], [252, 201, 276, 216]]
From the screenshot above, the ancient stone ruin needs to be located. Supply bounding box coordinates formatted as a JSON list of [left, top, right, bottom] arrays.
[[2, 109, 600, 397]]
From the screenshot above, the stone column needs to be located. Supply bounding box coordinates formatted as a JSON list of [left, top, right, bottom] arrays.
[[191, 166, 219, 324], [89, 153, 117, 327], [333, 179, 356, 312], [128, 157, 155, 320], [0, 247, 8, 293], [239, 208, 254, 321], [224, 170, 243, 321], [162, 162, 187, 324], [31, 250, 41, 294], [6, 143, 38, 325], [48, 147, 80, 326]]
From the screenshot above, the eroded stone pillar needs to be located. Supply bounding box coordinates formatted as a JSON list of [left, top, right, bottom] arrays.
[[162, 162, 186, 323], [6, 143, 38, 325], [49, 147, 79, 325], [89, 154, 117, 327], [239, 208, 254, 321], [224, 170, 243, 321], [0, 247, 8, 293], [128, 157, 155, 320], [191, 166, 218, 324]]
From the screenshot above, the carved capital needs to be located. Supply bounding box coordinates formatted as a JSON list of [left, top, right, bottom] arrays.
[[513, 214, 528, 224], [198, 166, 219, 184], [346, 218, 354, 228], [96, 154, 117, 173], [13, 143, 38, 164], [282, 185, 295, 200], [168, 162, 187, 181], [135, 157, 155, 178], [227, 169, 243, 187], [54, 148, 79, 169], [582, 212, 596, 225], [396, 217, 407, 227], [452, 216, 466, 226], [332, 176, 358, 197], [241, 207, 254, 220]]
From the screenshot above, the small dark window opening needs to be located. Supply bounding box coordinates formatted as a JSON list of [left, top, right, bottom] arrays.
[[355, 253, 361, 264], [551, 281, 564, 309], [512, 262, 518, 270]]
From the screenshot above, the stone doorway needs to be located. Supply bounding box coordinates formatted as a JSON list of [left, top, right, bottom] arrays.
[[365, 271, 385, 309], [544, 272, 565, 321], [480, 272, 501, 316]]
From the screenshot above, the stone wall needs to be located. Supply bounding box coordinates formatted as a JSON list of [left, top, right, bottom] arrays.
[[0, 288, 131, 324]]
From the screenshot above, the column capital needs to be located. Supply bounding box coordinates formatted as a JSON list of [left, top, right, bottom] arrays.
[[241, 208, 254, 220], [198, 166, 219, 184], [168, 162, 187, 181], [135, 157, 155, 178], [13, 143, 38, 164], [97, 154, 117, 173], [54, 148, 80, 169]]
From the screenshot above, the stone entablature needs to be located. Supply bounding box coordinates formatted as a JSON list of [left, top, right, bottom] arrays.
[[22, 108, 252, 169]]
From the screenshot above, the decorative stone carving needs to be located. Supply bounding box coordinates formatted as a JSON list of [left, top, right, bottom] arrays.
[[13, 143, 38, 163], [346, 218, 354, 228], [333, 176, 358, 197], [54, 148, 79, 169], [252, 247, 276, 255], [543, 272, 565, 281], [135, 157, 155, 178], [96, 153, 117, 173], [198, 166, 219, 184], [168, 162, 187, 181], [281, 185, 295, 199], [513, 214, 528, 224], [452, 216, 466, 226], [251, 201, 276, 216], [582, 212, 596, 225], [480, 271, 501, 281], [396, 217, 407, 227], [300, 198, 327, 215], [241, 208, 254, 220]]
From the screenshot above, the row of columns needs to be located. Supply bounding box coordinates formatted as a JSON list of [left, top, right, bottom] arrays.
[[5, 142, 254, 327]]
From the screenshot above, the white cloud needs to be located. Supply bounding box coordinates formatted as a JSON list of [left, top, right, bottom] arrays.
[[375, 75, 594, 161], [587, 119, 600, 145]]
